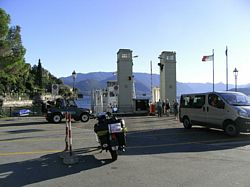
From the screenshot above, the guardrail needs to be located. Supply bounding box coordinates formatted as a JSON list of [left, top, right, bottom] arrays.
[[0, 106, 43, 117]]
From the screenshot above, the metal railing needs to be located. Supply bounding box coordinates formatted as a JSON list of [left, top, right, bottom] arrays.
[[0, 104, 151, 118], [0, 106, 43, 118]]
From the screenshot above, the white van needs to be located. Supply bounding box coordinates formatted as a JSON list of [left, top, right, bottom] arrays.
[[179, 91, 250, 136]]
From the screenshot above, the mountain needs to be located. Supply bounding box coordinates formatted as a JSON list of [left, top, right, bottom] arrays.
[[60, 72, 250, 96], [229, 87, 250, 95], [183, 82, 235, 93], [61, 72, 114, 86]]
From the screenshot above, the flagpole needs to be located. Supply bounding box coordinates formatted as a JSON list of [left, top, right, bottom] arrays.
[[150, 60, 152, 102], [226, 46, 228, 91], [213, 49, 214, 92]]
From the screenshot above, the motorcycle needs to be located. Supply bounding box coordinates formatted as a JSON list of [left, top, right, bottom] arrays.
[[94, 112, 127, 161]]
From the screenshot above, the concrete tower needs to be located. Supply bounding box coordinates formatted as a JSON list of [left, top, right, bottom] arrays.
[[158, 51, 177, 104], [117, 49, 134, 112]]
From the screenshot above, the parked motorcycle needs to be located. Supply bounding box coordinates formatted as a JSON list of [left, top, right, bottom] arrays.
[[94, 112, 127, 161]]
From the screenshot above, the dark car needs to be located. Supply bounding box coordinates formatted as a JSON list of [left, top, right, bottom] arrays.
[[45, 98, 92, 123]]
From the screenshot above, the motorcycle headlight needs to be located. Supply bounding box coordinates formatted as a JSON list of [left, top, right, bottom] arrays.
[[47, 111, 52, 114]]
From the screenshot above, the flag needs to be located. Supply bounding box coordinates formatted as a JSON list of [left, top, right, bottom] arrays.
[[202, 55, 213, 61], [225, 46, 228, 56]]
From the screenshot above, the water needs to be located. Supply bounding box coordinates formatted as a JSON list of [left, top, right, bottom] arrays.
[[75, 96, 91, 109]]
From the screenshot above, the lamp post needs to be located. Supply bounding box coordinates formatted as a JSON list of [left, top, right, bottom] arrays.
[[72, 70, 77, 96], [132, 55, 138, 99], [233, 67, 238, 92]]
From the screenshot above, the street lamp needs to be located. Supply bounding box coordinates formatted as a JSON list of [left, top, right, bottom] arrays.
[[233, 67, 238, 92], [72, 70, 77, 95], [132, 55, 138, 99]]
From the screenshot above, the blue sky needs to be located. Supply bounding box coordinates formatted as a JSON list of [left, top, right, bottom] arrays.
[[1, 0, 250, 85]]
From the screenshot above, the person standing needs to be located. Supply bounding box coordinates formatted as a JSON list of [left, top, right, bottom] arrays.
[[157, 99, 162, 117], [162, 100, 165, 115], [165, 99, 170, 117], [173, 100, 179, 120]]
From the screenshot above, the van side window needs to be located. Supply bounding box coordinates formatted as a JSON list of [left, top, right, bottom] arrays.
[[208, 94, 225, 109], [180, 95, 205, 108], [180, 96, 191, 108], [193, 95, 205, 108]]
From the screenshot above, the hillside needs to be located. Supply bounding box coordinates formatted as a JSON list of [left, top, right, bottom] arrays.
[[60, 72, 250, 96]]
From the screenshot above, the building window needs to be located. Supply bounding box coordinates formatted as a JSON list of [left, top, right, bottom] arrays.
[[121, 53, 130, 59], [167, 55, 174, 60], [109, 92, 115, 97]]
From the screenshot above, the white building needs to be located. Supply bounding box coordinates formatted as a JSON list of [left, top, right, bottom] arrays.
[[92, 89, 104, 114], [152, 87, 160, 103], [104, 80, 118, 112], [92, 80, 119, 113]]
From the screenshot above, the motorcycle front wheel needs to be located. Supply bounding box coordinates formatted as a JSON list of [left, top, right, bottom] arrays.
[[109, 149, 118, 161]]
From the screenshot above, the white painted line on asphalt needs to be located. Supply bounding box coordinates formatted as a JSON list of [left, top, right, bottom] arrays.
[[210, 140, 250, 146]]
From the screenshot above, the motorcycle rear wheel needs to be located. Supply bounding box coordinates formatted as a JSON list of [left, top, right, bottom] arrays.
[[109, 149, 118, 161]]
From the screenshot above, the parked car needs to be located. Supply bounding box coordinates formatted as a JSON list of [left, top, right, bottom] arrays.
[[13, 109, 32, 117], [45, 98, 92, 123]]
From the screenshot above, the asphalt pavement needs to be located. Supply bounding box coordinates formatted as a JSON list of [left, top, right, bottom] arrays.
[[1, 115, 250, 186]]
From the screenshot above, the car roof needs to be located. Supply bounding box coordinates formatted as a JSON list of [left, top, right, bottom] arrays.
[[180, 91, 242, 96]]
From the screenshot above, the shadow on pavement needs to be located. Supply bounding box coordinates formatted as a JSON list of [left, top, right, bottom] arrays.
[[0, 121, 48, 127], [6, 129, 45, 134], [123, 127, 250, 155], [0, 147, 112, 187]]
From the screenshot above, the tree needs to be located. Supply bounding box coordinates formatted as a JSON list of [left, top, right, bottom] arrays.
[[36, 59, 43, 89], [0, 8, 29, 95], [0, 8, 10, 57], [0, 8, 66, 98], [0, 24, 28, 94]]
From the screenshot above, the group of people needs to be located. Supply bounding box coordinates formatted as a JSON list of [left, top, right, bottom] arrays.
[[156, 99, 179, 119]]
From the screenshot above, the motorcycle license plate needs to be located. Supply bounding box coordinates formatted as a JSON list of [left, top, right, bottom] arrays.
[[108, 123, 122, 133]]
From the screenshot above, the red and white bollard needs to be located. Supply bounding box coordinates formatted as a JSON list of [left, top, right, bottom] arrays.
[[68, 113, 73, 156], [60, 112, 79, 164], [64, 112, 69, 151], [59, 112, 70, 158]]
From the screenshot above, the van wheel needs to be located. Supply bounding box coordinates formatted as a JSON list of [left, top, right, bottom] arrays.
[[224, 122, 239, 136], [183, 117, 192, 129]]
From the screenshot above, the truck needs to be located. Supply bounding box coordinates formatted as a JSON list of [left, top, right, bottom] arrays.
[[45, 98, 93, 123]]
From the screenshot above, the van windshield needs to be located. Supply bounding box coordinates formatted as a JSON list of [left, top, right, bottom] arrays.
[[220, 93, 250, 106]]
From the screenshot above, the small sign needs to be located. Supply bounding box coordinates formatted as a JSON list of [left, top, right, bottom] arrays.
[[52, 84, 59, 95], [108, 123, 122, 133]]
